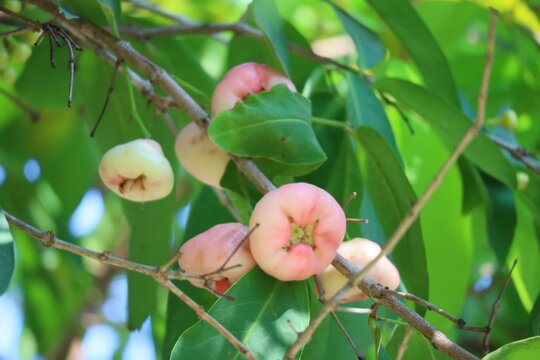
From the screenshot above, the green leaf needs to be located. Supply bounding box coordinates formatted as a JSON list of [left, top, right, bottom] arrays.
[[301, 282, 371, 359], [393, 107, 472, 332], [375, 78, 516, 188], [483, 336, 540, 360], [209, 85, 326, 176], [531, 294, 540, 336], [170, 267, 310, 360], [347, 73, 399, 158], [484, 175, 517, 264], [355, 126, 429, 310], [0, 210, 14, 296], [163, 187, 235, 359], [125, 198, 174, 329], [366, 0, 460, 107], [458, 158, 488, 214], [252, 0, 290, 76], [331, 3, 385, 69], [96, 0, 121, 36], [507, 199, 540, 312]]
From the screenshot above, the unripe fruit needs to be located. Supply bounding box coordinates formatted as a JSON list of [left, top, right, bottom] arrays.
[[496, 109, 519, 130], [318, 238, 400, 303], [211, 62, 296, 116], [175, 122, 229, 188], [9, 41, 32, 62], [2, 66, 17, 85], [98, 139, 174, 202], [516, 171, 529, 191], [249, 182, 346, 281], [178, 223, 256, 293]]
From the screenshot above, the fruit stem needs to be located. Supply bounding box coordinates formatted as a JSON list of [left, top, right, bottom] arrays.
[[124, 63, 151, 138], [312, 116, 353, 134]]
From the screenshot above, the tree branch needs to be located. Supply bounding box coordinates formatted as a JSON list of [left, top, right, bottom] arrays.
[[120, 3, 359, 75], [482, 258, 518, 354], [3, 210, 256, 360]]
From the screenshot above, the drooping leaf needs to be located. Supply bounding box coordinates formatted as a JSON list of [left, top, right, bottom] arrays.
[[162, 187, 235, 359], [209, 85, 326, 176], [125, 197, 174, 330], [170, 267, 310, 360], [375, 78, 516, 188], [0, 210, 15, 296], [347, 73, 399, 158], [483, 336, 540, 360], [366, 0, 460, 107], [252, 0, 290, 76], [331, 3, 385, 69], [355, 126, 429, 311]]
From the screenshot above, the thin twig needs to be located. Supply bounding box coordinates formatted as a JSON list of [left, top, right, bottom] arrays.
[[0, 6, 41, 29], [314, 276, 365, 359], [3, 210, 256, 360], [482, 258, 518, 354], [91, 59, 122, 137], [335, 306, 372, 315], [284, 10, 498, 359], [341, 192, 357, 208], [488, 135, 540, 174], [396, 326, 414, 360], [202, 224, 259, 279], [0, 26, 34, 39], [119, 21, 359, 74], [380, 288, 489, 333], [330, 312, 365, 360], [212, 188, 243, 223]]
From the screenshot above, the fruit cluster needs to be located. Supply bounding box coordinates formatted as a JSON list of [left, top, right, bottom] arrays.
[[97, 62, 400, 301]]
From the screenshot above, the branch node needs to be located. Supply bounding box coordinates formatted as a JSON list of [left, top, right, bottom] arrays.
[[99, 251, 111, 261], [43, 231, 55, 247]]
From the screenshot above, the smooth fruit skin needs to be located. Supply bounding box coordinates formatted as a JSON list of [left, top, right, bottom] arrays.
[[98, 139, 174, 202], [178, 223, 256, 292], [318, 238, 401, 303], [248, 182, 346, 281], [175, 122, 230, 188], [211, 62, 296, 116]]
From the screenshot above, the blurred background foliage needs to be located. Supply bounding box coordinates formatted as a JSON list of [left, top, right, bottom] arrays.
[[0, 0, 539, 359]]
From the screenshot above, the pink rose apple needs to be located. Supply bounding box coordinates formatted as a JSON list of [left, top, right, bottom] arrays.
[[318, 238, 401, 302], [211, 62, 296, 116], [178, 223, 256, 293], [175, 122, 230, 188], [248, 182, 346, 281], [98, 139, 174, 202]]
